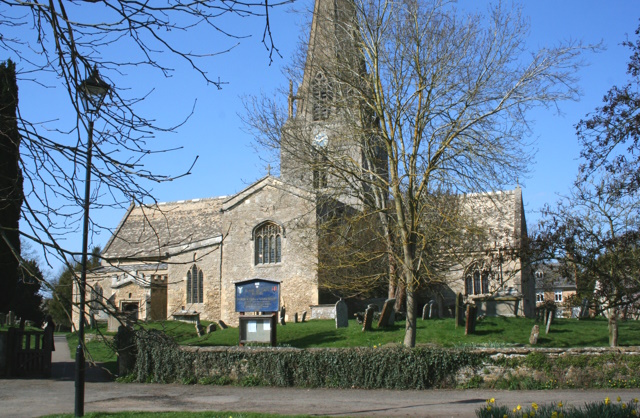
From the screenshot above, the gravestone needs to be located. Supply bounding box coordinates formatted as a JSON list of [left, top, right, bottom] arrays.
[[465, 305, 477, 335], [335, 299, 348, 328], [195, 320, 205, 337], [428, 300, 438, 319], [7, 311, 15, 326], [455, 293, 464, 328], [529, 324, 540, 345], [579, 298, 589, 319], [217, 319, 228, 330], [294, 312, 298, 323], [117, 325, 136, 376], [301, 311, 307, 323], [362, 305, 375, 332], [206, 323, 216, 334], [422, 303, 429, 320], [377, 298, 396, 328], [545, 310, 554, 334], [279, 306, 286, 325]]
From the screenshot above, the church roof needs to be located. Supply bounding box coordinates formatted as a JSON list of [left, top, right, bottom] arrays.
[[102, 197, 225, 260]]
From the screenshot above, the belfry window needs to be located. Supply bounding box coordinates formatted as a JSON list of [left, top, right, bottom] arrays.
[[186, 264, 204, 303], [464, 263, 490, 296], [254, 222, 283, 265], [312, 72, 332, 121]]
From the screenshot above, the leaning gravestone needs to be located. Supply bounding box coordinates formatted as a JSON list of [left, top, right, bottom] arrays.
[[529, 324, 540, 345], [195, 320, 205, 337], [579, 298, 589, 319], [428, 300, 438, 319], [465, 305, 477, 335], [206, 323, 216, 334], [362, 305, 375, 332], [335, 299, 348, 328], [455, 293, 464, 328], [422, 303, 429, 320], [217, 319, 228, 330], [293, 312, 298, 323], [279, 306, 286, 325], [301, 311, 307, 323], [377, 298, 396, 328], [545, 310, 554, 334]]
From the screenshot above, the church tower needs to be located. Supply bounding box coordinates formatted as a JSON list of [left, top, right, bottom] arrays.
[[280, 0, 385, 204]]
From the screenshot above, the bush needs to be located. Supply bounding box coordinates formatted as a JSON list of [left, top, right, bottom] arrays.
[[132, 329, 485, 389]]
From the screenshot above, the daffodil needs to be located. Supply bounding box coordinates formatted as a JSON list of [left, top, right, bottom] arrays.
[[517, 404, 522, 411], [558, 401, 563, 408], [532, 402, 538, 411], [623, 403, 627, 409], [487, 406, 492, 411], [618, 396, 622, 402], [605, 397, 611, 405], [551, 412, 558, 418]]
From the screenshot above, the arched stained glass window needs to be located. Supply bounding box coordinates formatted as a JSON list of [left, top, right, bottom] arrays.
[[186, 264, 204, 303], [254, 222, 283, 265]]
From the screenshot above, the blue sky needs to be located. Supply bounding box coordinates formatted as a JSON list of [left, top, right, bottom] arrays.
[[10, 1, 640, 277]]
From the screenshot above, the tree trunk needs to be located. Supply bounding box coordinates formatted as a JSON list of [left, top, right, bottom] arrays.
[[608, 308, 618, 347], [403, 278, 417, 347]]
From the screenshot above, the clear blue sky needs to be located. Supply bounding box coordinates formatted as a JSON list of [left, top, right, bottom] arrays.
[[11, 1, 640, 277]]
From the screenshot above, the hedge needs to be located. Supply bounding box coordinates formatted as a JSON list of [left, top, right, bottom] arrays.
[[132, 330, 485, 389]]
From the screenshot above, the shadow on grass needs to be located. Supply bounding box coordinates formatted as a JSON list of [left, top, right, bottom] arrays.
[[285, 331, 344, 348]]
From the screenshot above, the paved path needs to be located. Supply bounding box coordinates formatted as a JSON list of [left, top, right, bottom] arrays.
[[0, 336, 638, 417]]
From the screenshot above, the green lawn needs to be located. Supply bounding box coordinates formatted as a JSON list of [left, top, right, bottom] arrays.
[[143, 316, 640, 348], [68, 316, 640, 366]]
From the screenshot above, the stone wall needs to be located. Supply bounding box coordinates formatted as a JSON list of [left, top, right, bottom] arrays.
[[220, 179, 320, 326]]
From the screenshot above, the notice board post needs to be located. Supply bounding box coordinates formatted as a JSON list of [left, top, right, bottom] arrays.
[[235, 278, 280, 347]]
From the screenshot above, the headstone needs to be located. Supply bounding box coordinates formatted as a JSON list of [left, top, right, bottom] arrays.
[[377, 298, 396, 328], [217, 319, 228, 330], [195, 320, 205, 337], [279, 306, 286, 325], [455, 293, 464, 328], [335, 299, 348, 328], [301, 311, 307, 322], [7, 311, 15, 326], [422, 304, 429, 320], [294, 312, 298, 323], [579, 298, 589, 319], [465, 305, 477, 335], [206, 323, 216, 334], [529, 324, 540, 345], [545, 310, 554, 334], [428, 300, 438, 319], [116, 325, 136, 376], [362, 306, 374, 332]]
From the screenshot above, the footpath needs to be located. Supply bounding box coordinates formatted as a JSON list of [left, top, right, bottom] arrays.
[[0, 335, 638, 418]]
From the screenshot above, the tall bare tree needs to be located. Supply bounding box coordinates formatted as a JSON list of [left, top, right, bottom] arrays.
[[0, 1, 287, 310], [245, 0, 590, 346]]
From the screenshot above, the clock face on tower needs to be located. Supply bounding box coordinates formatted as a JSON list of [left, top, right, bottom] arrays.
[[313, 131, 328, 148]]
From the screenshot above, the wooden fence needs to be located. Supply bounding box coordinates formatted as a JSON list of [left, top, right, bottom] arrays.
[[0, 327, 54, 378]]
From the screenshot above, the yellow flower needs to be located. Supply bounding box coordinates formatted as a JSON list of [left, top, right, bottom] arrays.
[[551, 412, 558, 418], [503, 415, 508, 418], [490, 397, 495, 404], [517, 404, 522, 411], [513, 408, 517, 413], [558, 401, 563, 408], [487, 406, 492, 411], [618, 396, 622, 402], [605, 397, 611, 405], [622, 403, 627, 409], [532, 402, 538, 410], [635, 398, 639, 403]]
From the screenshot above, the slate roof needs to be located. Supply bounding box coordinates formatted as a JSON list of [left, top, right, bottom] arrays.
[[534, 264, 576, 290], [102, 197, 225, 260]]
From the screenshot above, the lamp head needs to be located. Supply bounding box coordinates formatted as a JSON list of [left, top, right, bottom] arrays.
[[80, 66, 110, 115]]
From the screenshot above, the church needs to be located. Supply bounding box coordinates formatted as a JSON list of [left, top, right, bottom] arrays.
[[72, 0, 534, 329]]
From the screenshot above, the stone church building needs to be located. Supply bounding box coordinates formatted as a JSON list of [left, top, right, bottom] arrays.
[[73, 0, 534, 329]]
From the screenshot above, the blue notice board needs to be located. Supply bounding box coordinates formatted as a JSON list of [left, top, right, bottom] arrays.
[[235, 279, 280, 313]]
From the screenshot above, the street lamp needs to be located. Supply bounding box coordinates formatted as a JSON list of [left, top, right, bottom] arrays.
[[76, 66, 109, 417]]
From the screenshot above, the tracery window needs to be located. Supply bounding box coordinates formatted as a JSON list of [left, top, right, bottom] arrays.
[[186, 264, 204, 303], [313, 152, 328, 189], [312, 72, 332, 121], [464, 263, 490, 296], [254, 222, 283, 265]]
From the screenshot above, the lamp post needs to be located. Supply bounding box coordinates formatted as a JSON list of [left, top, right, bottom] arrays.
[[76, 66, 109, 417]]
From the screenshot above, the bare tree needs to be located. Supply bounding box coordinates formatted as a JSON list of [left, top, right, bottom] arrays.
[[245, 0, 590, 346], [538, 177, 640, 346], [0, 1, 288, 313]]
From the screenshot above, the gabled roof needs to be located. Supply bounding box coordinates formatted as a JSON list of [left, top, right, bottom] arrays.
[[221, 175, 315, 212], [102, 197, 225, 260], [534, 264, 576, 290]]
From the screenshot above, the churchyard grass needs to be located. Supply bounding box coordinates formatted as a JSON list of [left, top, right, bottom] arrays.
[[68, 316, 640, 366], [477, 396, 640, 417]]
